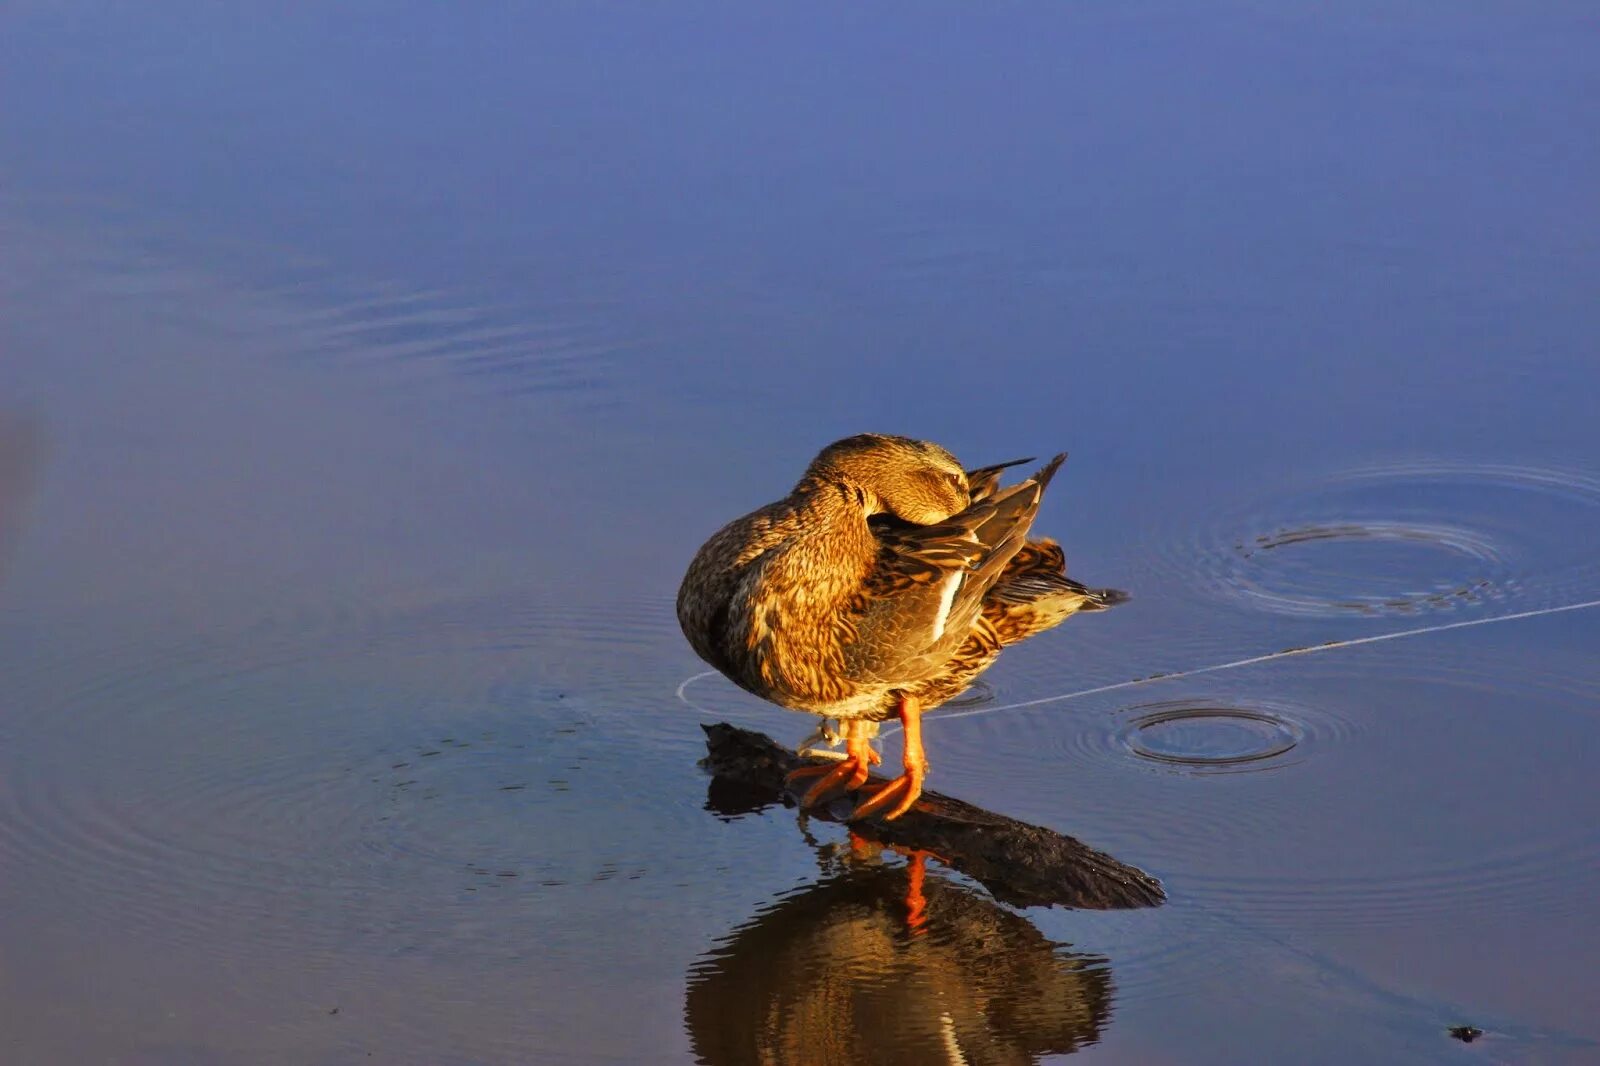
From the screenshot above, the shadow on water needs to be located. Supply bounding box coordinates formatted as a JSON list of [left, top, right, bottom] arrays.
[[686, 858, 1112, 1066]]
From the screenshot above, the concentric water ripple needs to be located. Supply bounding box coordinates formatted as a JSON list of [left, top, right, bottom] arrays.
[[942, 678, 996, 710], [979, 639, 1600, 935], [0, 592, 698, 964], [1181, 832, 1600, 932], [9, 207, 642, 410], [1119, 702, 1302, 772], [990, 692, 1361, 782], [1154, 461, 1600, 619], [681, 669, 1004, 738]]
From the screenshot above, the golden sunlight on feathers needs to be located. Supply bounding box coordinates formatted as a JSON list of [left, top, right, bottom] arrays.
[[677, 434, 1125, 819]]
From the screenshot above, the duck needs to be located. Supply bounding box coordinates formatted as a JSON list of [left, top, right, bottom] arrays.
[[677, 434, 1126, 820], [684, 847, 1112, 1065]]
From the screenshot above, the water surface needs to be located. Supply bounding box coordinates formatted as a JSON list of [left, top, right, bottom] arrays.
[[2, 3, 1598, 1063]]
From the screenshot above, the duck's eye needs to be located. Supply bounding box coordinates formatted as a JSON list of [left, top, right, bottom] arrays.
[[946, 473, 966, 494]]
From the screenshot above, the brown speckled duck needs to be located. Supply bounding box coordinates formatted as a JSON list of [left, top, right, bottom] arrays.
[[677, 434, 1126, 820]]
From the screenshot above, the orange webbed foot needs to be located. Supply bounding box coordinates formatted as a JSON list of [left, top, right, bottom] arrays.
[[785, 756, 869, 807], [784, 730, 878, 808], [848, 765, 925, 821]]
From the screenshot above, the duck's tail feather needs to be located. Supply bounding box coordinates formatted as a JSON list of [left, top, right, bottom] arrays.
[[985, 573, 1128, 646], [982, 527, 1129, 643], [989, 572, 1129, 609], [1079, 583, 1131, 610]]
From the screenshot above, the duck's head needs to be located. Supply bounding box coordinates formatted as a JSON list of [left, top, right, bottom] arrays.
[[802, 434, 970, 524]]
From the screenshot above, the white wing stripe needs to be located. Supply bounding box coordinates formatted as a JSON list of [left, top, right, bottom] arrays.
[[930, 571, 963, 641]]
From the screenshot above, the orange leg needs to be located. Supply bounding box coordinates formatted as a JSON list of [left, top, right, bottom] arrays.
[[851, 694, 926, 821], [903, 850, 929, 935], [785, 721, 880, 807], [846, 829, 933, 934], [846, 827, 878, 861]]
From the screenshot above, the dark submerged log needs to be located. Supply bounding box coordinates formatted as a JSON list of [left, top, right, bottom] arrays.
[[700, 722, 1165, 910]]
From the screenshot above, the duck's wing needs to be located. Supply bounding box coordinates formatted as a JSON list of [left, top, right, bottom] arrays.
[[986, 538, 1130, 646], [844, 454, 1066, 683]]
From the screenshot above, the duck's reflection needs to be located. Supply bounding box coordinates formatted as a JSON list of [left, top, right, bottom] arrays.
[[686, 844, 1112, 1065]]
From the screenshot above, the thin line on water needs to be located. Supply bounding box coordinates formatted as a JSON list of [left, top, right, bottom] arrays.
[[675, 669, 720, 706], [921, 597, 1600, 730], [677, 598, 1600, 737]]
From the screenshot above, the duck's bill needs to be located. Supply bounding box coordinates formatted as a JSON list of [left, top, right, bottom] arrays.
[[965, 456, 1035, 480]]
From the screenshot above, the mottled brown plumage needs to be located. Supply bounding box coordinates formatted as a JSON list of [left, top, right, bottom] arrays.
[[678, 434, 1125, 818]]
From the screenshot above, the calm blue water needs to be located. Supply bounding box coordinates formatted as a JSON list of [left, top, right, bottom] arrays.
[[3, 4, 1598, 1063]]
